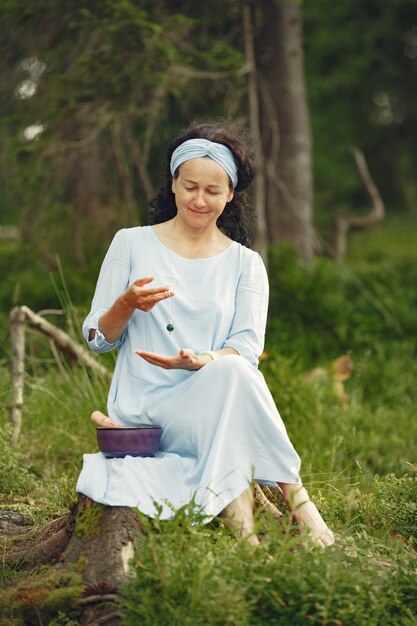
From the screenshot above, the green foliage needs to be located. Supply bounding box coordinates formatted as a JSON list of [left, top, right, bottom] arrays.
[[0, 0, 246, 283], [48, 612, 80, 626], [0, 425, 37, 497], [316, 467, 417, 544], [263, 242, 417, 484], [119, 507, 417, 626], [0, 241, 100, 311], [304, 0, 417, 223], [1, 223, 416, 623], [0, 3, 416, 621], [355, 470, 417, 539], [0, 568, 83, 626], [267, 241, 417, 362]]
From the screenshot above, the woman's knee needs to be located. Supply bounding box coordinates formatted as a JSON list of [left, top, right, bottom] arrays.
[[210, 354, 252, 378]]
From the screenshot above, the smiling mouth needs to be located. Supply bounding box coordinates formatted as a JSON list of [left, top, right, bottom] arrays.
[[188, 208, 209, 214]]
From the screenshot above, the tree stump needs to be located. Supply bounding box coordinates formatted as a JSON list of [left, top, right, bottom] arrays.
[[63, 495, 144, 587], [0, 496, 144, 625], [1, 487, 282, 624]]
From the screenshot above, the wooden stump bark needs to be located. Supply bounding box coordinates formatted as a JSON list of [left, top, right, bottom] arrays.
[[0, 496, 144, 625], [63, 495, 144, 587]]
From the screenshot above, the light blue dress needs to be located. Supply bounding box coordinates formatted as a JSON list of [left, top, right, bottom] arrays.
[[76, 226, 301, 520]]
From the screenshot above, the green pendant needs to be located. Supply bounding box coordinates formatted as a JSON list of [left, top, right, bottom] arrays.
[[167, 322, 174, 333]]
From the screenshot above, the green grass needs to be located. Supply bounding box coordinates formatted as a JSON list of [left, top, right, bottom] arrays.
[[0, 222, 416, 624], [119, 513, 417, 626], [346, 213, 417, 264]]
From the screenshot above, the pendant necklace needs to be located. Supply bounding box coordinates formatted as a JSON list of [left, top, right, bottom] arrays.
[[166, 287, 174, 334], [165, 287, 181, 352]]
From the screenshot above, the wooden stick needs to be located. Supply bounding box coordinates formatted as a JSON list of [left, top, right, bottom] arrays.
[[10, 307, 26, 442], [10, 306, 111, 440], [254, 483, 283, 520]]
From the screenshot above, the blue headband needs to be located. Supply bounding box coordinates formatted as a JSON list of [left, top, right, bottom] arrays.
[[170, 138, 238, 188]]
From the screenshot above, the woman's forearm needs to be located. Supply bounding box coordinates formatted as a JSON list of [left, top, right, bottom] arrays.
[[93, 293, 136, 344]]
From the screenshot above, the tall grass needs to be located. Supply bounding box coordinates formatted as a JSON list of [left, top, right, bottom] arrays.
[[119, 502, 417, 626], [0, 234, 416, 623]]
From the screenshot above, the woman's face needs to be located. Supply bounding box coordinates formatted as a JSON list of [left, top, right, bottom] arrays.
[[171, 157, 234, 230]]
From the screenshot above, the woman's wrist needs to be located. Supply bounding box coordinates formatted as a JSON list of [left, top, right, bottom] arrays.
[[118, 291, 137, 315], [98, 295, 134, 343], [198, 350, 219, 362]]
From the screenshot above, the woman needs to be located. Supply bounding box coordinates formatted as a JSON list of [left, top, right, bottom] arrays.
[[76, 119, 334, 548]]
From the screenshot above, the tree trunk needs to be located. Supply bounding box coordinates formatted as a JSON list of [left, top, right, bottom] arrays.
[[256, 0, 314, 262], [242, 1, 268, 264]]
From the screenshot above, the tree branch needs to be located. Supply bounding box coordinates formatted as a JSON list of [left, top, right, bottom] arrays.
[[170, 63, 249, 80], [333, 147, 385, 261]]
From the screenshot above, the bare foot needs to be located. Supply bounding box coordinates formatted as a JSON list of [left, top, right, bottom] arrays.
[[90, 410, 120, 428], [278, 483, 335, 548], [220, 488, 260, 546]]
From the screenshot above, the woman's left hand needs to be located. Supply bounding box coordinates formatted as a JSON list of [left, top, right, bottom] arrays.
[[135, 348, 211, 371]]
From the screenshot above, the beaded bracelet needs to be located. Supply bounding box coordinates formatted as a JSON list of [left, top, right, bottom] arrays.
[[198, 350, 219, 361]]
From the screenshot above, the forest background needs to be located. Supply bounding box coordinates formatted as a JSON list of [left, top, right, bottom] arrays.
[[0, 1, 416, 625]]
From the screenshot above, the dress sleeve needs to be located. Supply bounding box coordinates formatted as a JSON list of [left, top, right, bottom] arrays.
[[82, 229, 131, 353], [223, 251, 269, 367]]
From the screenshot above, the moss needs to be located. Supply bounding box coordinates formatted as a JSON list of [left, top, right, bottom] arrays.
[[74, 554, 88, 576], [0, 567, 83, 625], [74, 502, 105, 539], [39, 582, 83, 614]]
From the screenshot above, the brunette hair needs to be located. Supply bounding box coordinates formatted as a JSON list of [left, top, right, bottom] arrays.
[[148, 118, 256, 246]]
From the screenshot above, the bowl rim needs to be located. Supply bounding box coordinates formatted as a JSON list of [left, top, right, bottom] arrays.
[[96, 425, 161, 431]]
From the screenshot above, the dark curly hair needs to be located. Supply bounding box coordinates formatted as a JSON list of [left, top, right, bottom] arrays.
[[148, 118, 256, 247]]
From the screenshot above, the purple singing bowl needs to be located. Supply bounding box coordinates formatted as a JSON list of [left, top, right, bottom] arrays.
[[96, 425, 162, 458]]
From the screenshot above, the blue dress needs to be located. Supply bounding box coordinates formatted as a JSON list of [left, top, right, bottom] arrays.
[[76, 226, 301, 520]]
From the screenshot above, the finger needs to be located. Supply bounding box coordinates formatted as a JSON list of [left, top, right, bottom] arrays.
[[140, 286, 175, 298], [91, 411, 119, 428], [135, 350, 173, 368], [136, 350, 161, 363], [140, 356, 171, 370], [133, 277, 154, 287], [140, 290, 175, 312], [155, 289, 175, 302]]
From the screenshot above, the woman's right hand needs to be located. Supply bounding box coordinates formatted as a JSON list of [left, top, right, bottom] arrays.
[[121, 277, 175, 313], [95, 277, 175, 344]]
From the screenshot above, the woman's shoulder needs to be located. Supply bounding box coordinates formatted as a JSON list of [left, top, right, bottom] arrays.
[[108, 225, 154, 249], [232, 244, 268, 284], [233, 241, 264, 264], [114, 225, 151, 241]]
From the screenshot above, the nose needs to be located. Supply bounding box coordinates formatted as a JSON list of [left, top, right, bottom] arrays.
[[193, 189, 206, 208]]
